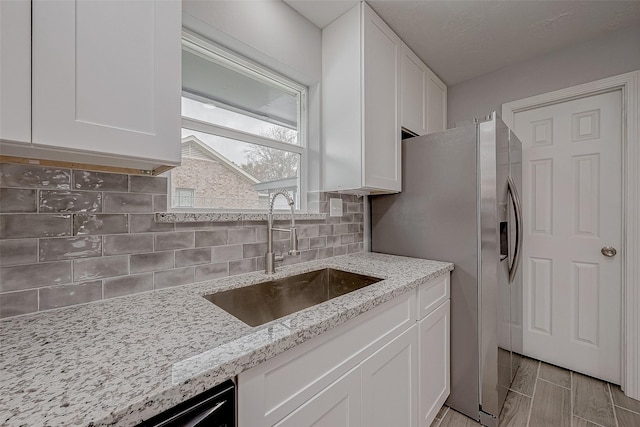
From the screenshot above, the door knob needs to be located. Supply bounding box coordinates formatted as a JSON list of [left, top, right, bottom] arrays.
[[601, 246, 617, 257]]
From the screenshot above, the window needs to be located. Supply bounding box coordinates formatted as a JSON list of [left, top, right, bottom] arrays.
[[171, 33, 306, 211], [174, 188, 195, 207]]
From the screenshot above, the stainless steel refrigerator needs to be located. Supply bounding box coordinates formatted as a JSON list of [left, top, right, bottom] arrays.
[[371, 113, 524, 426]]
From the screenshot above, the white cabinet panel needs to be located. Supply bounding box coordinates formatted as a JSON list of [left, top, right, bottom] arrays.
[[426, 70, 447, 133], [0, 0, 31, 144], [238, 291, 415, 427], [322, 3, 401, 193], [418, 300, 450, 427], [417, 273, 450, 320], [31, 0, 181, 166], [274, 366, 361, 427], [361, 325, 418, 427], [401, 43, 447, 136], [402, 45, 426, 136], [362, 5, 401, 192]]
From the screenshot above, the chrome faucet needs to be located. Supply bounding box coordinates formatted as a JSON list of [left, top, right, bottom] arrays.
[[265, 189, 300, 274]]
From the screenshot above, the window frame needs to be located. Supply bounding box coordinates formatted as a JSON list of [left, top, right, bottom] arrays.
[[170, 32, 308, 212]]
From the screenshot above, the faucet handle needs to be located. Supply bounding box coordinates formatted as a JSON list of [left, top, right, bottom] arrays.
[[288, 227, 300, 256]]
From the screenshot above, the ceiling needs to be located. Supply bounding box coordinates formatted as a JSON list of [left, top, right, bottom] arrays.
[[283, 1, 640, 86]]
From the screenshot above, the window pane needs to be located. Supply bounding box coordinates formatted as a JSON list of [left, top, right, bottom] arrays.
[[182, 47, 300, 145], [172, 129, 300, 210], [182, 96, 298, 145]]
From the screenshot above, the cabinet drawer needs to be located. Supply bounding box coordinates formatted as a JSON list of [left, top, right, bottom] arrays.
[[238, 291, 416, 427], [417, 273, 450, 320]]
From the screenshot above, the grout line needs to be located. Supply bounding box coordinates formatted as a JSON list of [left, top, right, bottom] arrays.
[[441, 405, 450, 420], [507, 388, 533, 399], [608, 383, 619, 427], [571, 371, 574, 427], [537, 377, 572, 391], [614, 404, 640, 416], [573, 414, 606, 427], [525, 361, 541, 427]]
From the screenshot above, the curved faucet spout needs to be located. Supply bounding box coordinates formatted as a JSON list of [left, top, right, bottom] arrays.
[[265, 189, 300, 274]]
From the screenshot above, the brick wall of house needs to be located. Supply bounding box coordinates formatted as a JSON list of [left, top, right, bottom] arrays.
[[0, 163, 364, 319], [171, 157, 267, 209]]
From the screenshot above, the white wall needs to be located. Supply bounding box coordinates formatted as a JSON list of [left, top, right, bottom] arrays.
[[448, 25, 640, 127], [182, 0, 323, 195]]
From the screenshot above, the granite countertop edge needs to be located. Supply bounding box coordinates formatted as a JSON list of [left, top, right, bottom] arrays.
[[0, 253, 453, 427], [155, 212, 328, 223]]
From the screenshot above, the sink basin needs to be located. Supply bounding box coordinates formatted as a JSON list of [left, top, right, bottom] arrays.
[[204, 268, 382, 327]]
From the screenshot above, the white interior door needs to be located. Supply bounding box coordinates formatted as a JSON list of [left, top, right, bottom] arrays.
[[513, 90, 622, 383]]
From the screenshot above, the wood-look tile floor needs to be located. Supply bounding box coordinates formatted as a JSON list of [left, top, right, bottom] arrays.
[[431, 357, 640, 427]]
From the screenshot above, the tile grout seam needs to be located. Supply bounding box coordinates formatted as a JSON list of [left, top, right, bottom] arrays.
[[571, 371, 574, 427], [608, 383, 619, 427], [537, 376, 572, 391], [525, 361, 541, 427]]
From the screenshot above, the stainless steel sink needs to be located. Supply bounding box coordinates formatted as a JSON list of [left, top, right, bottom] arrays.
[[204, 268, 382, 327]]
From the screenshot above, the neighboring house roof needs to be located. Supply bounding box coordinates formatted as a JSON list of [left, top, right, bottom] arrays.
[[181, 136, 260, 184]]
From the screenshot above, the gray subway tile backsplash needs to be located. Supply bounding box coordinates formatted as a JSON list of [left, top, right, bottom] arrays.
[[129, 214, 174, 233], [0, 261, 72, 292], [227, 227, 256, 244], [229, 258, 257, 275], [0, 188, 37, 213], [195, 262, 229, 282], [104, 274, 153, 299], [129, 175, 168, 194], [155, 231, 195, 251], [74, 214, 128, 235], [39, 281, 103, 310], [72, 169, 128, 192], [154, 267, 194, 289], [0, 164, 71, 189], [103, 192, 153, 213], [194, 230, 228, 247], [0, 290, 38, 318], [1, 214, 71, 239], [130, 251, 174, 274], [39, 190, 102, 213], [39, 236, 102, 261], [175, 248, 212, 267], [153, 194, 168, 212], [0, 239, 38, 266], [0, 163, 364, 318], [103, 234, 153, 256], [211, 244, 243, 262], [73, 255, 129, 281]]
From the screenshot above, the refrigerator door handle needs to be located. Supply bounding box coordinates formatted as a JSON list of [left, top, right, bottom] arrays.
[[507, 176, 523, 283]]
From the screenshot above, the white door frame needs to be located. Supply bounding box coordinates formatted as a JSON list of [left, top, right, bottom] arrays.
[[502, 70, 640, 399]]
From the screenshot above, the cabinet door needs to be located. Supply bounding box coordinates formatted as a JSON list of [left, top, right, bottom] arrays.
[[418, 300, 450, 427], [362, 3, 401, 192], [0, 0, 31, 144], [425, 69, 447, 133], [362, 325, 418, 427], [32, 0, 181, 165], [274, 366, 362, 427], [401, 44, 427, 136]]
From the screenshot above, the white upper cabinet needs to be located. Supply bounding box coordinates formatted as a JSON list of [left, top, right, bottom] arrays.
[[0, 0, 31, 144], [401, 43, 447, 136], [323, 3, 402, 194], [1, 0, 181, 173]]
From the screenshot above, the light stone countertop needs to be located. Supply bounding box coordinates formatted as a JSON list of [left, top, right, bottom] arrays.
[[0, 252, 453, 427]]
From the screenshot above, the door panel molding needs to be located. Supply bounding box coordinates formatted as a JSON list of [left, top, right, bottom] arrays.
[[502, 70, 640, 399]]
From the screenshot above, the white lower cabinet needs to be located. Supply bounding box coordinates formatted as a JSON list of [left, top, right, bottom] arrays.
[[361, 325, 418, 427], [274, 366, 362, 427], [238, 272, 450, 427], [418, 300, 450, 427]]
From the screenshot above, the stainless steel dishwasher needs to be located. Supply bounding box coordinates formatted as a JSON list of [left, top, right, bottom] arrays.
[[138, 379, 235, 427]]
